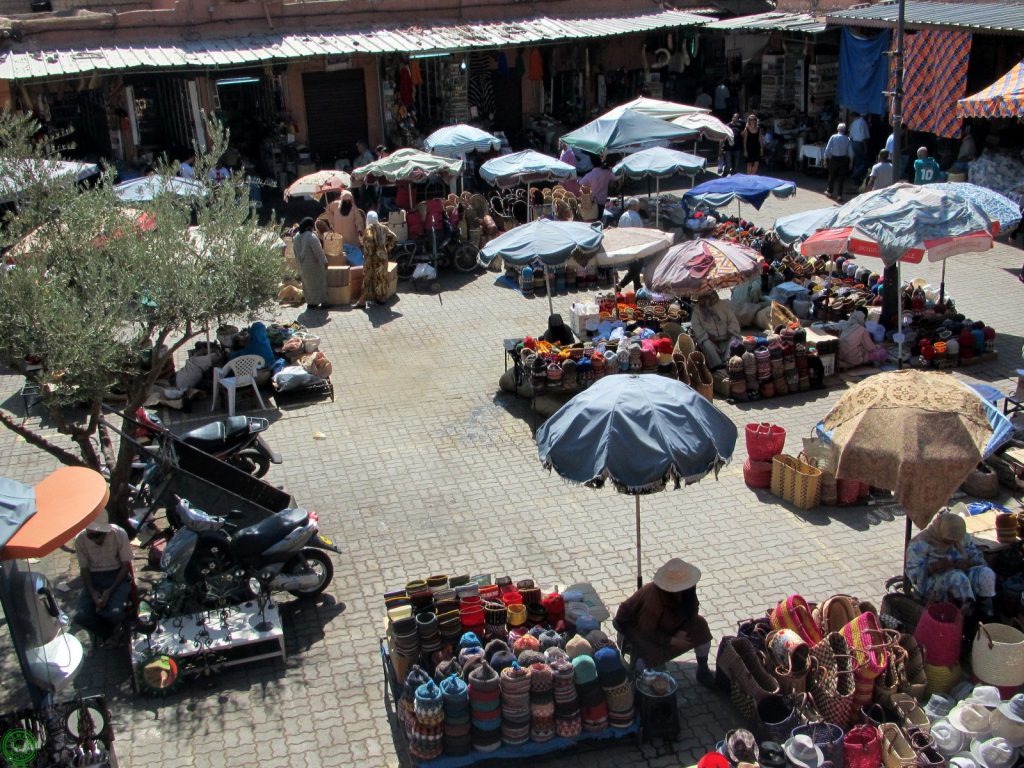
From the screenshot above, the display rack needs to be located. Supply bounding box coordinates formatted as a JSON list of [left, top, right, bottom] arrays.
[[130, 601, 285, 688]]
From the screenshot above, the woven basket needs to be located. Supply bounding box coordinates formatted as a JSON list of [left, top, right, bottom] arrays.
[[323, 232, 344, 258], [746, 423, 787, 461], [913, 602, 963, 667], [771, 454, 822, 509], [971, 623, 1024, 689], [924, 662, 961, 696]]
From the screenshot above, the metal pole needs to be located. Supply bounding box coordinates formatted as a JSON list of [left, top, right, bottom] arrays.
[[635, 495, 643, 590], [902, 514, 913, 594], [939, 259, 947, 305], [545, 265, 554, 316], [655, 177, 660, 228], [882, 0, 907, 346]]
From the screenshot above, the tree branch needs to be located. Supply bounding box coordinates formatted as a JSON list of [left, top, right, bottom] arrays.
[[0, 408, 85, 466]]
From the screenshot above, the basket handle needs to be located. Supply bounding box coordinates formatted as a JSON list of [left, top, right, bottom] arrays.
[[977, 622, 994, 650]]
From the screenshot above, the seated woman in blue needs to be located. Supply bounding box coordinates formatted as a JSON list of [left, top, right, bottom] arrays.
[[906, 512, 996, 615], [230, 322, 276, 369]]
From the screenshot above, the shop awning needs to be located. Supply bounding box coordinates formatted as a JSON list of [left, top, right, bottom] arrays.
[[958, 59, 1024, 117], [825, 0, 1024, 36], [705, 11, 827, 35], [0, 9, 713, 81]]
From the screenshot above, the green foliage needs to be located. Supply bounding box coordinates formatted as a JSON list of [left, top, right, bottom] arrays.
[[0, 109, 280, 438]]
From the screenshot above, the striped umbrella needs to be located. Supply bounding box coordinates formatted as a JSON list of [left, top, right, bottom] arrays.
[[648, 239, 761, 298], [423, 124, 501, 158], [958, 58, 1024, 118]]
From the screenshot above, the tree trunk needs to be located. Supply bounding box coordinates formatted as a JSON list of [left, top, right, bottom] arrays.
[[0, 408, 84, 467]]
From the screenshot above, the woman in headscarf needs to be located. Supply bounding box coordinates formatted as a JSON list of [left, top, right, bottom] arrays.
[[325, 190, 366, 266], [838, 310, 884, 369], [230, 322, 276, 368], [541, 314, 574, 346], [690, 291, 741, 370], [293, 217, 328, 309], [906, 512, 996, 609], [355, 211, 396, 308]]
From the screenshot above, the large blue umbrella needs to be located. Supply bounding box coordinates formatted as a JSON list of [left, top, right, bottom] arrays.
[[479, 150, 576, 188], [613, 147, 707, 226], [424, 124, 501, 159], [561, 109, 693, 155], [537, 374, 736, 588], [684, 173, 797, 213], [479, 220, 603, 313], [928, 182, 1021, 232]]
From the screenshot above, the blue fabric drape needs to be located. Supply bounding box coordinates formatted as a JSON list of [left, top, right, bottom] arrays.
[[838, 28, 891, 116]]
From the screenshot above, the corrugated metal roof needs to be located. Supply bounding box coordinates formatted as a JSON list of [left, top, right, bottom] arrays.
[[705, 10, 827, 34], [826, 0, 1024, 36], [0, 9, 712, 80]]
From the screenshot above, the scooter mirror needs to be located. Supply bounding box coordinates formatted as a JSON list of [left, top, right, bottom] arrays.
[[248, 578, 261, 597]]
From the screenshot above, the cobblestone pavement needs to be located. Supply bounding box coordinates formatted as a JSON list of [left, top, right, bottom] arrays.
[[1, 170, 1022, 768]]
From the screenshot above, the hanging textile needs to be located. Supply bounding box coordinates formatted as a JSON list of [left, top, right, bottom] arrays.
[[897, 30, 972, 138], [838, 28, 890, 116], [410, 59, 423, 87], [958, 59, 1024, 118], [468, 53, 496, 121], [514, 51, 526, 80], [527, 49, 544, 82], [398, 64, 413, 107], [497, 52, 509, 79]]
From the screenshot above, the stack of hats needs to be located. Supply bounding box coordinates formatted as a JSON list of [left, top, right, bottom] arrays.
[[527, 603, 548, 627], [742, 349, 758, 396], [565, 601, 591, 631], [484, 640, 516, 674], [585, 629, 616, 653], [433, 657, 461, 683], [407, 579, 434, 615], [499, 663, 532, 745], [410, 679, 444, 761], [728, 355, 747, 401], [573, 654, 608, 732], [440, 674, 471, 756], [426, 574, 448, 593], [458, 640, 485, 680], [995, 514, 1020, 545], [459, 591, 485, 637], [507, 603, 527, 629], [513, 633, 541, 660], [575, 613, 600, 636], [416, 612, 442, 656], [436, 601, 462, 648], [551, 657, 581, 738], [484, 601, 508, 640], [566, 635, 594, 660], [594, 646, 634, 728], [545, 647, 570, 664], [468, 662, 502, 752], [529, 662, 556, 742], [401, 665, 431, 738], [391, 616, 419, 663], [540, 592, 565, 626], [538, 629, 563, 652], [794, 343, 810, 391]]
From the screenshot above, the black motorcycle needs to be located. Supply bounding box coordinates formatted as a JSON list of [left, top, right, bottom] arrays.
[[135, 407, 281, 477]]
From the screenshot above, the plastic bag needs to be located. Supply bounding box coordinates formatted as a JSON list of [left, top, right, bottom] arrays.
[[413, 262, 437, 281]]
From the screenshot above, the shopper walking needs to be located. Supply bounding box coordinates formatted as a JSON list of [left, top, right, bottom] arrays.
[[849, 112, 870, 183], [293, 217, 329, 309], [824, 123, 854, 202], [740, 115, 764, 175]]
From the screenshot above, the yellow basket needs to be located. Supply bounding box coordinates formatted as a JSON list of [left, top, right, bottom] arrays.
[[771, 454, 822, 509]]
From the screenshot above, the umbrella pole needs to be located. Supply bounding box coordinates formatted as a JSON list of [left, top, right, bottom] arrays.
[[545, 265, 554, 316], [635, 495, 643, 590], [897, 261, 905, 370], [902, 514, 913, 594], [655, 178, 660, 228], [527, 183, 532, 223], [939, 259, 947, 305]]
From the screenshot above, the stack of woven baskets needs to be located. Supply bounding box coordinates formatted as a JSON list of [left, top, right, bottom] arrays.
[[743, 423, 787, 491]]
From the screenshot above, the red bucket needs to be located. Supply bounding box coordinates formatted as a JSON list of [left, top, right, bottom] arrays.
[[745, 423, 787, 461], [743, 458, 773, 489]]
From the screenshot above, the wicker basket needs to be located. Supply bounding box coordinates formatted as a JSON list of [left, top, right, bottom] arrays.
[[771, 454, 822, 509], [972, 623, 1024, 689], [323, 232, 344, 258]]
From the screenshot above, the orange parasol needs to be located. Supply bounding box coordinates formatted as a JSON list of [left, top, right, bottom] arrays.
[[1, 467, 109, 560]]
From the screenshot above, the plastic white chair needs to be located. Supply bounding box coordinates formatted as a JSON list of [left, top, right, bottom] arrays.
[[211, 354, 267, 416]]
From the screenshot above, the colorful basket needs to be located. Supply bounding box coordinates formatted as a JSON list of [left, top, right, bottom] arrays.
[[746, 423, 787, 461], [744, 458, 774, 489], [913, 602, 963, 667]]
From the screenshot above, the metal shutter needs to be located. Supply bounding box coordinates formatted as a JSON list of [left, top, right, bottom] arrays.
[[302, 70, 367, 166]]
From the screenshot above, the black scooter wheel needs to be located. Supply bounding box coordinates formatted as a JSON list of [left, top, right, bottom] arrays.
[[228, 449, 271, 478], [285, 548, 334, 598]]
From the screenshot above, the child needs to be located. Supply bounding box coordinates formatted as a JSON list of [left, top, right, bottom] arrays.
[[913, 147, 943, 185]]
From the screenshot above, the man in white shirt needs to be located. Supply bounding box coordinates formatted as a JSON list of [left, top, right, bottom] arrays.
[[618, 198, 643, 228], [849, 112, 871, 183], [866, 150, 894, 191], [824, 123, 855, 202], [74, 515, 133, 641], [714, 82, 730, 116]]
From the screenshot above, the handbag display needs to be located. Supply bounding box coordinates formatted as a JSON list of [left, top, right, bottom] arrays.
[[880, 722, 918, 768], [814, 594, 863, 635], [756, 694, 802, 743], [719, 636, 781, 719], [913, 603, 963, 668], [845, 724, 882, 768], [898, 634, 928, 701], [767, 629, 813, 694], [771, 595, 825, 645], [737, 616, 773, 653], [791, 722, 845, 768]]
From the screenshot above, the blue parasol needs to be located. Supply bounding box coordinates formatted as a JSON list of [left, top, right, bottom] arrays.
[[561, 109, 693, 156], [684, 174, 797, 213], [537, 374, 736, 588], [424, 124, 501, 159], [479, 150, 576, 188], [773, 207, 834, 246], [928, 182, 1021, 232], [612, 147, 707, 226]]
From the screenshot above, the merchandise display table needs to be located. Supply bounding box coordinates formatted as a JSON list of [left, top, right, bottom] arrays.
[[131, 601, 285, 686]]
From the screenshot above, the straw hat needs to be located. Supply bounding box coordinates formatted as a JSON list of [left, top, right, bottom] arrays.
[[86, 510, 112, 534], [652, 558, 701, 592], [970, 737, 1019, 768], [949, 702, 994, 738], [933, 719, 971, 757]]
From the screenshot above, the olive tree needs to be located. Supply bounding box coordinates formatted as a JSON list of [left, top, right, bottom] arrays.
[[0, 111, 282, 525]]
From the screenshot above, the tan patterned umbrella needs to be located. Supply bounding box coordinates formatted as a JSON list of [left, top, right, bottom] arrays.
[[821, 370, 1002, 529]]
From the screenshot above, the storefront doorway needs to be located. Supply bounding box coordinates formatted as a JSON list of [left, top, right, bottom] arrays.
[[301, 69, 368, 167]]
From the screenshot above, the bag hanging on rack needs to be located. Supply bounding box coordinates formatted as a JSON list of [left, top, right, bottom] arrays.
[[844, 724, 883, 768]]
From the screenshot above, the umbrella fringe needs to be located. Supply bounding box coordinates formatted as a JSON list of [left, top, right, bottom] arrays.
[[542, 455, 730, 495]]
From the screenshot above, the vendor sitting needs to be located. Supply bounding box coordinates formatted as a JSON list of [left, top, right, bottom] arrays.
[[906, 512, 996, 616], [691, 291, 742, 370], [542, 314, 574, 346], [613, 558, 714, 687], [74, 513, 133, 643], [838, 311, 886, 369], [730, 275, 772, 330]]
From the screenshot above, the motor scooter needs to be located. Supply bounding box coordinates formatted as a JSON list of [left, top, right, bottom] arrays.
[[153, 497, 339, 614], [135, 407, 281, 478]]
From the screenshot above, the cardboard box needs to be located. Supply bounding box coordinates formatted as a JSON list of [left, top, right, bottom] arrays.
[[326, 285, 351, 306], [349, 266, 364, 299], [327, 265, 350, 287], [384, 261, 398, 300]]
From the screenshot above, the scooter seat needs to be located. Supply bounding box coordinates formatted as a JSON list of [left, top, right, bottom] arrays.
[[181, 416, 250, 451], [230, 508, 309, 559]]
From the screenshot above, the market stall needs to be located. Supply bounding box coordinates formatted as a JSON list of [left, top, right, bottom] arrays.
[[611, 147, 706, 227], [683, 174, 797, 221], [380, 574, 641, 765]]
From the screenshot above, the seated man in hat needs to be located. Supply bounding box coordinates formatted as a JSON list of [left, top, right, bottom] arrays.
[[613, 557, 715, 687], [74, 514, 134, 644]]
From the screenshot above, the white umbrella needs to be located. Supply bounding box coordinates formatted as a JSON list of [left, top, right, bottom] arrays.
[[114, 175, 206, 203]]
